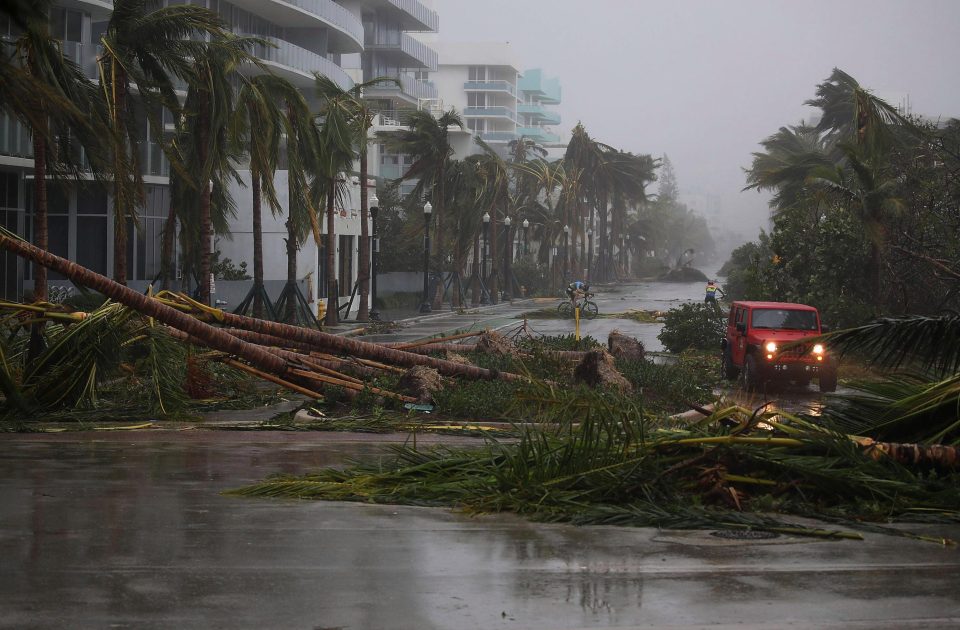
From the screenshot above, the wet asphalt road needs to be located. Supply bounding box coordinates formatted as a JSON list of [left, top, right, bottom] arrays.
[[4, 276, 953, 628], [2, 431, 959, 629]]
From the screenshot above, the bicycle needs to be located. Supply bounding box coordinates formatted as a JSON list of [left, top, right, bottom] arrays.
[[557, 293, 599, 319]]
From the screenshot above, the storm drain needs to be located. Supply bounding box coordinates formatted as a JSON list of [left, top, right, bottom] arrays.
[[710, 529, 780, 540]]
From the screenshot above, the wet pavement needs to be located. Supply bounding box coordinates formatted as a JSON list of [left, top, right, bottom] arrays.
[[3, 431, 959, 629], [5, 276, 957, 628]]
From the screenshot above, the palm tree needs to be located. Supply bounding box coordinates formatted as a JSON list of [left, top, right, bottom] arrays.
[[229, 74, 305, 318], [97, 0, 227, 285], [177, 35, 261, 305], [380, 108, 464, 309], [468, 138, 512, 303], [7, 5, 106, 302], [313, 75, 398, 321], [745, 70, 919, 313]]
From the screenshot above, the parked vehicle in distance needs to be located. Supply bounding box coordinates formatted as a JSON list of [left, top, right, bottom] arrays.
[[720, 301, 837, 392]]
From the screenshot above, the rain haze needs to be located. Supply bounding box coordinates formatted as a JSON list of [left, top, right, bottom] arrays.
[[436, 0, 960, 257]]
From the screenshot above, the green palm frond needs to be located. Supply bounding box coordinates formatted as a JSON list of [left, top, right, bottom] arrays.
[[826, 314, 960, 377]]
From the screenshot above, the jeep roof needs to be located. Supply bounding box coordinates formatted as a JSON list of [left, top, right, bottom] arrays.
[[730, 301, 818, 312]]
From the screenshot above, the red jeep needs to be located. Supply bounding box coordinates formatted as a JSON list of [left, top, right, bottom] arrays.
[[720, 301, 837, 392]]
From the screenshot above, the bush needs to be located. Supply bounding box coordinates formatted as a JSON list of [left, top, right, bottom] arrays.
[[511, 255, 551, 297], [657, 303, 725, 353]]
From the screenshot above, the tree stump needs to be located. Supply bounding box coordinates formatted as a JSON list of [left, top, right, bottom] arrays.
[[398, 365, 443, 403], [475, 331, 519, 357], [573, 350, 632, 393], [608, 331, 645, 361]]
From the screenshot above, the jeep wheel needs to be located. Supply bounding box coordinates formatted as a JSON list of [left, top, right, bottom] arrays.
[[721, 349, 739, 380], [818, 366, 838, 393], [743, 355, 762, 391]]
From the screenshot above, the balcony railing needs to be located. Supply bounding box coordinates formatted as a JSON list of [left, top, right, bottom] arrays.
[[517, 126, 561, 144], [385, 0, 439, 32], [283, 0, 363, 46], [464, 107, 519, 124], [366, 76, 437, 102], [519, 103, 561, 125], [479, 131, 518, 143], [251, 35, 353, 89], [464, 80, 516, 97], [364, 32, 438, 70]]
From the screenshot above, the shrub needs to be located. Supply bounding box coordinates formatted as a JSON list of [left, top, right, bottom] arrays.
[[657, 303, 725, 353]]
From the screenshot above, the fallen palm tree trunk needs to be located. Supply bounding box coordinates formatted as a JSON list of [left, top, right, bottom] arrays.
[[222, 359, 322, 399], [156, 293, 525, 382], [391, 330, 486, 350], [0, 230, 291, 377], [858, 438, 960, 469]]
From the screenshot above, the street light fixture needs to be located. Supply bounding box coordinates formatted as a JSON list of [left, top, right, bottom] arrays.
[[522, 218, 529, 256], [480, 211, 491, 305], [587, 228, 593, 283], [419, 201, 433, 313], [369, 193, 380, 320], [503, 216, 512, 300], [563, 224, 570, 283]]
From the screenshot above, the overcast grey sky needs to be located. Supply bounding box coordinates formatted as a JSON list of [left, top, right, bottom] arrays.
[[434, 0, 960, 241]]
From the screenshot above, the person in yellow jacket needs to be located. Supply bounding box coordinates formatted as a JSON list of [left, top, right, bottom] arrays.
[[705, 280, 725, 305]]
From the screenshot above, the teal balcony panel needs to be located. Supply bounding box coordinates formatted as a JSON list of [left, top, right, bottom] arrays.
[[517, 127, 561, 143], [463, 80, 516, 98], [519, 68, 561, 104], [464, 107, 518, 124], [479, 131, 518, 143]]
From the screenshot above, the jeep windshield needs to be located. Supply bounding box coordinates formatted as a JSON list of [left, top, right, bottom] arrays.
[[751, 308, 818, 331]]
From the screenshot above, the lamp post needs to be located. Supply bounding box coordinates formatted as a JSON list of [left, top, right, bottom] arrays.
[[480, 211, 490, 305], [419, 200, 433, 313], [587, 228, 593, 282], [563, 224, 569, 283], [369, 193, 380, 320], [522, 218, 529, 256], [503, 216, 512, 300]]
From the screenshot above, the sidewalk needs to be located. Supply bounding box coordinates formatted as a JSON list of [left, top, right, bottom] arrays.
[[327, 297, 545, 344]]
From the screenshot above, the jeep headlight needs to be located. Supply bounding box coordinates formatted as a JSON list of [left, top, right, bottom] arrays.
[[765, 341, 777, 353], [812, 343, 824, 355]]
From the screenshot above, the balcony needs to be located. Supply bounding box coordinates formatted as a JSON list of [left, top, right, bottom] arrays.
[[517, 126, 561, 144], [519, 103, 561, 125], [479, 131, 518, 143], [252, 36, 353, 89], [60, 40, 99, 82], [226, 0, 364, 53], [365, 77, 437, 105], [464, 107, 518, 124], [518, 69, 562, 105], [366, 0, 439, 32], [464, 80, 517, 98], [364, 32, 438, 70]]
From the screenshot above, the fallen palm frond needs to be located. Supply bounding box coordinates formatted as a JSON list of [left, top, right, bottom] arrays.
[[229, 391, 960, 542], [815, 314, 960, 446]]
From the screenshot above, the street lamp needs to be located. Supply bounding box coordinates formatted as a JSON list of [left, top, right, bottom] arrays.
[[419, 200, 433, 313], [563, 224, 569, 283], [480, 211, 490, 305], [522, 218, 529, 256], [503, 216, 512, 300], [369, 193, 380, 320], [587, 228, 593, 283]]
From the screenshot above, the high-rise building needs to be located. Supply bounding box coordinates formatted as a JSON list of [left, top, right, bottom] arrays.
[[1, 0, 438, 316], [517, 68, 563, 151]]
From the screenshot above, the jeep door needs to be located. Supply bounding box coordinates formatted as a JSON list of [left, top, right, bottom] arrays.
[[730, 305, 748, 365]]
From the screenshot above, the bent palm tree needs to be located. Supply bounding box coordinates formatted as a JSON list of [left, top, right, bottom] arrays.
[[98, 0, 228, 285], [380, 108, 463, 309]]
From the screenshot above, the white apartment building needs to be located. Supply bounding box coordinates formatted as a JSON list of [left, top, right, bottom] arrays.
[[430, 42, 522, 158], [0, 1, 439, 317]]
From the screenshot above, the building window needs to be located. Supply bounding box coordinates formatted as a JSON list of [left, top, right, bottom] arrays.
[[467, 92, 486, 108], [467, 119, 486, 133], [468, 66, 486, 81]]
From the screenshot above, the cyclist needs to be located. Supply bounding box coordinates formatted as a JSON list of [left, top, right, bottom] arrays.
[[566, 280, 589, 307], [705, 280, 725, 306]]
